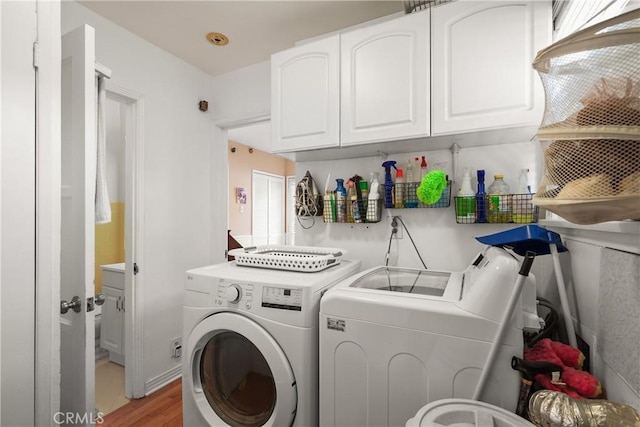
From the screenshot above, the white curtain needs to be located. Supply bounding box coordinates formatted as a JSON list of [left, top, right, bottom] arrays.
[[95, 75, 111, 224]]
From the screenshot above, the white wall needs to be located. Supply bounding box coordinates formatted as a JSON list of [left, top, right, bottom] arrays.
[[296, 141, 539, 272], [296, 143, 640, 411], [62, 1, 220, 393], [541, 225, 640, 410], [210, 60, 270, 125], [105, 99, 124, 202]]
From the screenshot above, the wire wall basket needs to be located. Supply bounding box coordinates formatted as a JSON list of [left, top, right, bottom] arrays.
[[403, 0, 454, 14], [402, 181, 452, 209], [454, 194, 539, 224]]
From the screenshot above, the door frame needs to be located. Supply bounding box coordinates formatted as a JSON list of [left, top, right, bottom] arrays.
[[251, 170, 285, 246], [216, 114, 269, 261], [105, 82, 146, 399], [35, 1, 62, 423]]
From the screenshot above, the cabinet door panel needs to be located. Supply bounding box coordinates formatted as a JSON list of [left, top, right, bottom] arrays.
[[271, 35, 340, 152], [341, 10, 429, 146], [100, 286, 124, 364], [431, 1, 551, 135]]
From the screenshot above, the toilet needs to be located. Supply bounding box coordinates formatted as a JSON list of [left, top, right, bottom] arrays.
[[405, 399, 535, 427]]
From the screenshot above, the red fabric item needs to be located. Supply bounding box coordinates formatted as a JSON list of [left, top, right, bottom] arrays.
[[534, 374, 583, 399], [550, 340, 584, 369], [562, 367, 602, 398], [525, 339, 564, 366], [525, 338, 602, 399]]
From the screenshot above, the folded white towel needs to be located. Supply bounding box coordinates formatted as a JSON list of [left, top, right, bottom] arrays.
[[95, 76, 111, 224]]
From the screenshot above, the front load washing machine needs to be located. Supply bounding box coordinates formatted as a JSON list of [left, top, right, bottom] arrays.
[[183, 255, 360, 427]]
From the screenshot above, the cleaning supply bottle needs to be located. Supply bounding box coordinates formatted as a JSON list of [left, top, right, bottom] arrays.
[[358, 180, 369, 221], [394, 168, 405, 208], [487, 174, 511, 223], [475, 170, 488, 223], [455, 168, 476, 223], [513, 168, 534, 223], [420, 156, 428, 179], [367, 173, 381, 222], [346, 180, 355, 223], [335, 178, 347, 223], [381, 161, 397, 209], [405, 160, 418, 208]]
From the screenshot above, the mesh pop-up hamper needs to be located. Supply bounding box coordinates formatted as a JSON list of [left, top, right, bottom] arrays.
[[532, 9, 640, 224]]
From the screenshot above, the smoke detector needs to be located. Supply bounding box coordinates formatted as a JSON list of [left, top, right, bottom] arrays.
[[206, 32, 229, 46]]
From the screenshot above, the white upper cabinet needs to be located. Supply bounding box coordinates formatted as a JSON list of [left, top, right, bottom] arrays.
[[431, 1, 552, 136], [270, 1, 551, 154], [340, 10, 430, 146], [271, 35, 340, 152]]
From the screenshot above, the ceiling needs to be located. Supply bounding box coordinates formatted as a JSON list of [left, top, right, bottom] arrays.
[[79, 1, 404, 77], [79, 1, 405, 155]]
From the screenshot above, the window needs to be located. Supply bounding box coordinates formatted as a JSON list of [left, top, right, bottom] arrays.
[[553, 0, 631, 40]]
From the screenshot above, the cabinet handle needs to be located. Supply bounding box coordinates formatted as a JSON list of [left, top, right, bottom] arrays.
[[116, 296, 121, 312], [121, 296, 125, 313]]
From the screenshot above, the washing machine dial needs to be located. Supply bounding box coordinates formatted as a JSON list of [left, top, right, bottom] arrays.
[[225, 284, 242, 303]]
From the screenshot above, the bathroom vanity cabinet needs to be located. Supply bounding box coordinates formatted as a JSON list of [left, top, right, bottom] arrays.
[[100, 263, 125, 366]]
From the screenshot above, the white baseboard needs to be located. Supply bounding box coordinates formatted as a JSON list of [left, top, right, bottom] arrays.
[[144, 365, 181, 396]]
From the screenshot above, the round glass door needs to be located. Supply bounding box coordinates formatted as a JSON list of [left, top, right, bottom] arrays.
[[201, 331, 276, 426], [189, 313, 297, 427]]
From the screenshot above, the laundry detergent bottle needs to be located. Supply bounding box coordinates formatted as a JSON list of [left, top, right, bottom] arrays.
[[456, 168, 476, 223]]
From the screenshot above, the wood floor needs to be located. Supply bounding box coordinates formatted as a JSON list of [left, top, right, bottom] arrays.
[[101, 378, 183, 426]]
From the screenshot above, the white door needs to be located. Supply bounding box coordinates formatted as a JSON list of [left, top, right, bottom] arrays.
[[340, 10, 430, 146], [1, 1, 37, 425], [252, 171, 285, 246], [60, 24, 97, 421]]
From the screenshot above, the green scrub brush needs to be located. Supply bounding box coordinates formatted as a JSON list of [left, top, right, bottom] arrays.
[[417, 170, 447, 204]]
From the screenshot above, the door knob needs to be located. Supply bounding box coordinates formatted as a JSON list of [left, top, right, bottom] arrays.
[[60, 296, 82, 314], [95, 293, 105, 306]]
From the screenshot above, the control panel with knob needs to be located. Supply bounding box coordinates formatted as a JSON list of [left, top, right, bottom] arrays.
[[225, 284, 242, 303]]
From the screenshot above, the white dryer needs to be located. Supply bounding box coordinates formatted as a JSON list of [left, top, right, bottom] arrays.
[[319, 246, 541, 427], [183, 253, 360, 427]]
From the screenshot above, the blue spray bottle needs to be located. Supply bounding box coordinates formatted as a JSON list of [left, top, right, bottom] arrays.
[[476, 169, 488, 223], [382, 160, 397, 209]]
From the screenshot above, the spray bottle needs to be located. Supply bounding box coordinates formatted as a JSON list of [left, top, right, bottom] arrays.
[[405, 160, 418, 208], [382, 161, 397, 209], [367, 172, 381, 222], [420, 156, 428, 179], [513, 168, 534, 223], [395, 168, 405, 208], [475, 170, 488, 223], [335, 178, 347, 223]]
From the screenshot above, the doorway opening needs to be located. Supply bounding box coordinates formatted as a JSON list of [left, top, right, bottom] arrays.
[[94, 83, 145, 413], [227, 121, 296, 249]]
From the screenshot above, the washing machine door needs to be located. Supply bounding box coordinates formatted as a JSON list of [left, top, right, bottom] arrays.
[[188, 312, 297, 427]]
